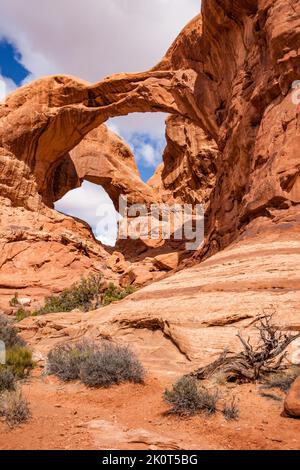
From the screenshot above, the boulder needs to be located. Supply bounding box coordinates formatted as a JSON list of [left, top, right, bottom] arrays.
[[107, 252, 129, 274], [120, 266, 154, 287], [284, 376, 300, 418], [154, 252, 184, 271]]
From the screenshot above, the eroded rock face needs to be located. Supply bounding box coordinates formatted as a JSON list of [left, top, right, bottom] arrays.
[[149, 116, 219, 208], [1, 1, 300, 326], [0, 197, 122, 310], [45, 125, 155, 211], [2, 1, 300, 258]]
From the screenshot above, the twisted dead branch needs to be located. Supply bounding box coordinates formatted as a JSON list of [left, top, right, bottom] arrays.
[[189, 314, 300, 382]]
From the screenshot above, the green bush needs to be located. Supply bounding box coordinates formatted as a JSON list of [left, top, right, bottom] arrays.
[[15, 308, 31, 322], [102, 283, 135, 306], [0, 367, 16, 392], [9, 293, 19, 307], [0, 390, 30, 427], [47, 340, 96, 381], [6, 346, 34, 378], [34, 273, 104, 315], [164, 376, 219, 416], [80, 343, 145, 388], [0, 315, 26, 349]]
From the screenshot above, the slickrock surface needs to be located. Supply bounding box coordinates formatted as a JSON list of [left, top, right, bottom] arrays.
[[19, 229, 300, 373]]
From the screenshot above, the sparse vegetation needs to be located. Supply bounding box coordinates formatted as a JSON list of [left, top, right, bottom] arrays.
[[47, 340, 97, 381], [80, 343, 145, 388], [32, 275, 135, 316], [9, 292, 19, 307], [5, 346, 34, 378], [259, 392, 282, 402], [15, 308, 31, 322], [222, 397, 239, 420], [102, 283, 135, 306], [47, 340, 145, 388], [164, 376, 219, 416], [0, 314, 32, 425], [0, 368, 16, 392], [213, 371, 228, 386], [33, 273, 104, 315], [0, 315, 26, 349], [0, 390, 30, 427], [261, 366, 300, 393]]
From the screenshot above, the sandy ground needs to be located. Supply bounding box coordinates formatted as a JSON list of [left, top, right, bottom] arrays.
[[0, 367, 299, 450]]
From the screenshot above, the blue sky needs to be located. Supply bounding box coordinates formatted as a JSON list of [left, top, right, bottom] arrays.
[[0, 40, 29, 85], [0, 0, 199, 244]]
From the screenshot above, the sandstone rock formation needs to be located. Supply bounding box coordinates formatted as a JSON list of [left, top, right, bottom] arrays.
[[148, 116, 219, 208], [0, 121, 157, 307], [284, 376, 300, 418], [47, 125, 155, 211], [2, 0, 300, 259], [19, 228, 300, 373], [1, 0, 300, 368]]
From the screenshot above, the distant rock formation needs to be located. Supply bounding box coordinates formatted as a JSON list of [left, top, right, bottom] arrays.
[[1, 0, 300, 312]]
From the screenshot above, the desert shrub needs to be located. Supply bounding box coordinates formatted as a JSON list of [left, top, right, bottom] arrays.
[[6, 346, 34, 378], [213, 371, 228, 386], [47, 340, 144, 388], [9, 293, 19, 307], [262, 366, 300, 393], [15, 308, 31, 322], [47, 340, 96, 381], [34, 273, 104, 315], [80, 343, 145, 388], [0, 367, 16, 392], [0, 390, 30, 427], [164, 376, 219, 416], [222, 397, 239, 420], [0, 315, 26, 349], [102, 283, 135, 306], [259, 392, 282, 402]]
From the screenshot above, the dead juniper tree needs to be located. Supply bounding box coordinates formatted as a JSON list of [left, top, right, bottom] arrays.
[[189, 314, 300, 383]]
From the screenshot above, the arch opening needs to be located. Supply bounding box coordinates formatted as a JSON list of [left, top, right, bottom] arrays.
[[55, 180, 120, 247], [107, 112, 168, 182]]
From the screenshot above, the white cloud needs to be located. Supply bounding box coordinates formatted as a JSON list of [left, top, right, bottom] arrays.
[[107, 112, 167, 139], [55, 181, 119, 246], [139, 143, 161, 167], [0, 74, 17, 103], [0, 0, 200, 82], [0, 1, 199, 136]]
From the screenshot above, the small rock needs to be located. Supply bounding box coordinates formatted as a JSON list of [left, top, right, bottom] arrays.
[[154, 252, 185, 271]]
